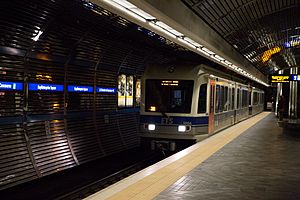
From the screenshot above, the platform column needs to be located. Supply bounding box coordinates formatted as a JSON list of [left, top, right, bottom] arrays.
[[275, 70, 283, 116], [289, 67, 297, 119]]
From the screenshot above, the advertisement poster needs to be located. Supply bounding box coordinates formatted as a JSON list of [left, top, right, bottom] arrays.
[[126, 75, 133, 107], [118, 74, 126, 107], [135, 79, 141, 107]]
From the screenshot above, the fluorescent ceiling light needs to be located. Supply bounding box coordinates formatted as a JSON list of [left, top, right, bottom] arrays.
[[112, 0, 156, 20], [100, 0, 269, 87], [183, 37, 202, 47], [202, 47, 214, 55], [210, 55, 221, 61], [103, 0, 146, 23], [148, 22, 176, 39], [130, 8, 156, 20], [232, 65, 238, 70], [155, 21, 183, 36], [112, 0, 135, 9], [215, 55, 224, 61], [197, 48, 211, 56], [177, 37, 196, 49], [224, 60, 232, 65]]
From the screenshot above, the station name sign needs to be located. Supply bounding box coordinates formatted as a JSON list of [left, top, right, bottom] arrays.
[[291, 75, 300, 81], [68, 85, 93, 93], [0, 81, 23, 91], [96, 87, 116, 93], [1, 81, 118, 94], [29, 83, 64, 91], [271, 75, 300, 83]]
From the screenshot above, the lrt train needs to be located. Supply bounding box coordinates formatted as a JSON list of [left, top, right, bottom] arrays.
[[140, 64, 264, 151]]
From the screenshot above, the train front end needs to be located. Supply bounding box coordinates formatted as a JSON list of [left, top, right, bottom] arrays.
[[140, 65, 209, 151]]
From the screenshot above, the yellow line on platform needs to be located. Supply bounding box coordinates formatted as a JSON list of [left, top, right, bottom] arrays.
[[86, 112, 271, 200]]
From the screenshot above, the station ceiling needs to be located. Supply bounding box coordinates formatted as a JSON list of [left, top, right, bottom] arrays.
[[182, 0, 300, 75]]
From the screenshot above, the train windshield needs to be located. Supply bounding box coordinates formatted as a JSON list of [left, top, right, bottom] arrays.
[[145, 79, 194, 113]]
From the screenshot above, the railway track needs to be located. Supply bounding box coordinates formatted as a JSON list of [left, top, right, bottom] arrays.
[[55, 153, 162, 200]]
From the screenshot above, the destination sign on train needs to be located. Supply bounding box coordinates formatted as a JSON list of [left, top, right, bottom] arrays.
[[68, 85, 94, 93], [161, 80, 179, 86], [271, 75, 290, 83], [29, 83, 64, 91], [96, 87, 116, 93], [0, 81, 23, 91]]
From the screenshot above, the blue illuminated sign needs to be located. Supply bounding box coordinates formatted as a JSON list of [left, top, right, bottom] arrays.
[[29, 83, 64, 92], [68, 85, 93, 93], [291, 75, 300, 81], [96, 87, 116, 93], [0, 81, 23, 91]]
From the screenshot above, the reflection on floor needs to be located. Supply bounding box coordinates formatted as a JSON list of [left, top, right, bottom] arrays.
[[86, 112, 273, 200], [156, 113, 300, 200]]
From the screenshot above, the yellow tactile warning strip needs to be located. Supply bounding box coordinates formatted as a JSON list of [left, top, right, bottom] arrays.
[[85, 112, 271, 200]]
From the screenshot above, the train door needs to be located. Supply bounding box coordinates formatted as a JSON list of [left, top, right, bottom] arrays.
[[208, 79, 215, 134]]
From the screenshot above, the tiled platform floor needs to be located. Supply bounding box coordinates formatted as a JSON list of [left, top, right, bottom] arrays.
[[156, 114, 300, 200]]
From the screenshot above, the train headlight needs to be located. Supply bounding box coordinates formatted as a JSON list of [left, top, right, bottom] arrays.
[[148, 124, 156, 131], [178, 125, 186, 132]]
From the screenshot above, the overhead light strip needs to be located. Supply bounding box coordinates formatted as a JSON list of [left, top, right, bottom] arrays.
[[98, 0, 269, 87]]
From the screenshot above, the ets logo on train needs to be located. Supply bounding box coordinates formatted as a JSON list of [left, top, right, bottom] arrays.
[[161, 117, 173, 124]]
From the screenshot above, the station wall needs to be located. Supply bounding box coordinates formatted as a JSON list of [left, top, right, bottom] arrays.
[[0, 0, 169, 190]]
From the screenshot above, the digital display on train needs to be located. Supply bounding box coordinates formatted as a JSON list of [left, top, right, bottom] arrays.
[[29, 83, 64, 91], [96, 87, 116, 93], [271, 75, 289, 83], [0, 81, 23, 91], [271, 75, 300, 83], [68, 85, 93, 93], [161, 80, 179, 86]]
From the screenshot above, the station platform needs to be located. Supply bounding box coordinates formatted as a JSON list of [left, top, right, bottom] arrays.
[[85, 112, 300, 200]]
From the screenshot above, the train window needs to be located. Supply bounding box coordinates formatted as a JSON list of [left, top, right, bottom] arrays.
[[145, 79, 194, 113], [198, 84, 207, 113], [173, 90, 182, 106], [246, 90, 248, 107], [259, 93, 262, 104], [220, 86, 224, 112], [228, 88, 232, 110], [242, 90, 248, 108], [224, 86, 228, 111], [216, 85, 220, 113], [253, 92, 258, 105], [216, 85, 229, 113], [249, 91, 252, 106], [231, 88, 235, 110], [237, 89, 240, 109], [259, 93, 261, 104]]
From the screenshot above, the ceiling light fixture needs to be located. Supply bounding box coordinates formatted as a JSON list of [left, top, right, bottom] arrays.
[[96, 0, 269, 87]]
